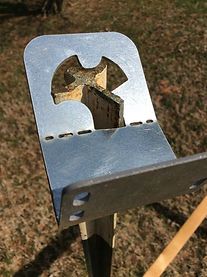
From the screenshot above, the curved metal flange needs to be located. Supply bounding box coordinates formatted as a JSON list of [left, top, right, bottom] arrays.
[[43, 122, 175, 219], [24, 32, 156, 139]]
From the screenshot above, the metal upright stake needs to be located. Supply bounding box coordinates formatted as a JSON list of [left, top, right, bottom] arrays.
[[54, 61, 123, 276], [78, 81, 121, 277]]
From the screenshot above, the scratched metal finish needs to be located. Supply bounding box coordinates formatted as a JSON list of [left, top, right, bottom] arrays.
[[24, 32, 156, 139], [42, 123, 175, 218], [60, 152, 207, 229]]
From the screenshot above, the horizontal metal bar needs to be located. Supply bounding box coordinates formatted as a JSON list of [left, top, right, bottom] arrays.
[[60, 152, 207, 229]]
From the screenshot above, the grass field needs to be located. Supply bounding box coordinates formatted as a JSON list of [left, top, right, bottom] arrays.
[[0, 0, 207, 276]]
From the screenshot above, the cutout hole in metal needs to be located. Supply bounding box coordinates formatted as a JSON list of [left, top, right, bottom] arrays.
[[45, 136, 54, 140], [51, 55, 128, 102], [189, 178, 207, 190], [69, 210, 84, 221], [58, 132, 73, 138], [78, 130, 92, 135], [73, 192, 90, 206], [51, 56, 127, 130], [130, 121, 143, 126]]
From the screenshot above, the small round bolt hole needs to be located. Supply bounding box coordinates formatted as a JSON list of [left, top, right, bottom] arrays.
[[189, 178, 207, 191], [69, 210, 84, 221], [58, 133, 73, 138], [146, 119, 154, 123], [130, 122, 143, 126], [73, 192, 90, 206], [45, 136, 54, 140]]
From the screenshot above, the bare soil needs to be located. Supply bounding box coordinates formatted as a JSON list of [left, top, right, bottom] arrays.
[[0, 0, 207, 276]]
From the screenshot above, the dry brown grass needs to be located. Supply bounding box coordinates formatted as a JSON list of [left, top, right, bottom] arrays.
[[0, 0, 207, 276]]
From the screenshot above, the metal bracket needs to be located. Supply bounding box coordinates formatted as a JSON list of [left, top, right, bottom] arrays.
[[24, 32, 207, 230]]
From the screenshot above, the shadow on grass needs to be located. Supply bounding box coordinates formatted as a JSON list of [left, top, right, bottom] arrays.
[[13, 226, 79, 277], [151, 202, 207, 239], [0, 2, 40, 20]]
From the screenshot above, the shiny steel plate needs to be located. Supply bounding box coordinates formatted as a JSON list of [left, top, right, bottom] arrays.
[[24, 32, 207, 229]]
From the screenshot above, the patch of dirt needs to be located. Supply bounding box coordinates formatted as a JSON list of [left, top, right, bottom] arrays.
[[0, 0, 206, 276]]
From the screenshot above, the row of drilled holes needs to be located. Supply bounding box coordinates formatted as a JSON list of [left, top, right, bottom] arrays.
[[130, 119, 154, 126], [69, 192, 90, 222], [45, 129, 92, 141], [44, 119, 154, 141]]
